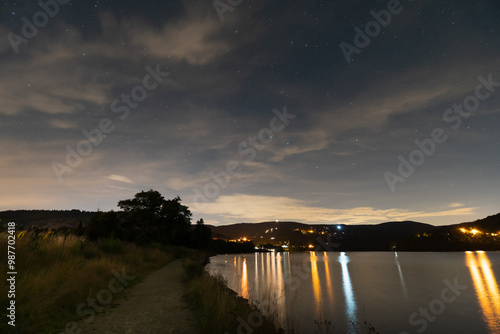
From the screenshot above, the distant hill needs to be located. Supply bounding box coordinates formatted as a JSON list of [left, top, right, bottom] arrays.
[[329, 221, 435, 251], [2, 209, 499, 251], [0, 210, 95, 230], [209, 221, 307, 240], [456, 212, 500, 232], [209, 220, 435, 251], [396, 213, 500, 251], [210, 215, 500, 251]]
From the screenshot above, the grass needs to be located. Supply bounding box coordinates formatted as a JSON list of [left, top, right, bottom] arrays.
[[0, 231, 174, 334], [183, 256, 279, 334]]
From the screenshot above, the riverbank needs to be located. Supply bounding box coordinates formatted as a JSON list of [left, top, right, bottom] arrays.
[[184, 256, 279, 334], [0, 230, 281, 334]]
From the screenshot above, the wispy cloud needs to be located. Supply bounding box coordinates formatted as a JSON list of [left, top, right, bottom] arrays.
[[107, 175, 134, 184], [192, 194, 478, 226], [48, 118, 78, 129]]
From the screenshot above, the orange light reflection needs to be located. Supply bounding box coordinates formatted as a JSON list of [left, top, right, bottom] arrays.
[[241, 257, 248, 299], [323, 252, 334, 304], [466, 251, 500, 333], [310, 251, 322, 316]]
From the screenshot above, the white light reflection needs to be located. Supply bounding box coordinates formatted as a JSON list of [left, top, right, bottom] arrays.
[[339, 252, 357, 334], [276, 252, 286, 328], [395, 252, 409, 305], [271, 251, 276, 280], [255, 252, 260, 297], [266, 252, 272, 285]]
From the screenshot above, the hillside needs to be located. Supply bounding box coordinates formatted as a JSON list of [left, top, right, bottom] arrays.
[[456, 212, 500, 232], [209, 215, 500, 251], [396, 213, 500, 251], [209, 221, 307, 241], [209, 220, 435, 251], [0, 210, 94, 230]]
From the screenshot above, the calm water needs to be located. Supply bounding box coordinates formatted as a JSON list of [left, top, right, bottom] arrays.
[[206, 251, 500, 334]]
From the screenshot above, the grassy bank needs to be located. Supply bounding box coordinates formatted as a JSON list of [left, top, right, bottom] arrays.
[[0, 231, 178, 334], [183, 257, 279, 334]]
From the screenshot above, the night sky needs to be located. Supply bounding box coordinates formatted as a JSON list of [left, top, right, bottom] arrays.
[[1, 0, 499, 226]]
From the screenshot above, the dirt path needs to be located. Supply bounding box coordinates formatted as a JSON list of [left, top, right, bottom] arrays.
[[78, 259, 200, 334]]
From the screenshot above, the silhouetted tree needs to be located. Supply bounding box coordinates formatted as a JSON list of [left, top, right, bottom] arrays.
[[190, 219, 212, 249], [86, 211, 121, 241], [117, 190, 192, 244]]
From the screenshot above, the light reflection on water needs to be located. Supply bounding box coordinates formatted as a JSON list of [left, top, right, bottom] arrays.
[[310, 252, 322, 316], [209, 251, 500, 334], [241, 257, 248, 299], [466, 251, 500, 333], [323, 252, 334, 308], [339, 252, 357, 333], [395, 252, 409, 305], [276, 252, 286, 325]]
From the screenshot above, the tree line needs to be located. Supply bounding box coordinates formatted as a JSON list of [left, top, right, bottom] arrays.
[[3, 189, 254, 253], [84, 190, 211, 249]]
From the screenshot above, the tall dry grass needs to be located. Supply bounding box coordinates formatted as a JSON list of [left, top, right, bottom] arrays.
[[184, 258, 279, 334], [0, 231, 174, 334]]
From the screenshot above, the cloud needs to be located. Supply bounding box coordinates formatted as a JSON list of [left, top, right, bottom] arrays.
[[269, 130, 331, 162], [0, 49, 109, 116], [192, 194, 477, 225], [107, 175, 134, 184], [449, 202, 464, 208], [96, 12, 228, 65], [0, 10, 230, 117], [48, 118, 78, 129]]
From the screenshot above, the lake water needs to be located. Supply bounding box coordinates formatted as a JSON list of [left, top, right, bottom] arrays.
[[206, 251, 500, 334]]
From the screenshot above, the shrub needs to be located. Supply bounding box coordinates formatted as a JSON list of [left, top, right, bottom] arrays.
[[183, 258, 204, 281], [81, 241, 101, 259], [98, 238, 123, 254]]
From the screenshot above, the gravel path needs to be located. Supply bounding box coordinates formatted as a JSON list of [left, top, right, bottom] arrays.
[[77, 259, 200, 334]]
